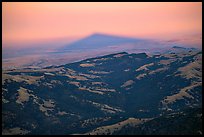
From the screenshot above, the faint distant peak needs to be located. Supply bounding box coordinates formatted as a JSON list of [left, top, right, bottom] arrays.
[[172, 46, 186, 49], [172, 46, 197, 50]]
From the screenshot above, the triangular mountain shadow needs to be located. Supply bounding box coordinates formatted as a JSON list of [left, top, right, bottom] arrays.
[[60, 33, 144, 51]]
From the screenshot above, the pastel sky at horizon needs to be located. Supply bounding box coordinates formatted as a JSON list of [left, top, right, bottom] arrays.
[[2, 2, 202, 47]]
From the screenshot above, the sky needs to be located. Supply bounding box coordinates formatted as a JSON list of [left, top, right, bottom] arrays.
[[2, 2, 202, 48]]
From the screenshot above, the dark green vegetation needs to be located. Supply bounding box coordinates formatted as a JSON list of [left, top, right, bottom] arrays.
[[112, 107, 202, 135], [2, 50, 202, 135]]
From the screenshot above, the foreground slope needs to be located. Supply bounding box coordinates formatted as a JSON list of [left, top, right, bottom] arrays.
[[111, 107, 202, 135]]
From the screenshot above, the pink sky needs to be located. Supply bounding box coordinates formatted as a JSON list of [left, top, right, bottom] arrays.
[[2, 2, 202, 47]]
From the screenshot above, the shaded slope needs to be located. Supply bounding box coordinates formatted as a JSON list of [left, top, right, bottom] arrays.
[[112, 107, 202, 135]]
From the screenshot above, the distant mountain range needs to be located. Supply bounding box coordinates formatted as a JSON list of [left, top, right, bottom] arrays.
[[3, 33, 200, 70], [2, 48, 202, 135]]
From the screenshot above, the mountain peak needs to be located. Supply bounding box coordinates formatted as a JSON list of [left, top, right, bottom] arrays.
[[172, 46, 186, 49]]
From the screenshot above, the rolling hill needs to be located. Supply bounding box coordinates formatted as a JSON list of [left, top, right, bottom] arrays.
[[2, 49, 202, 135]]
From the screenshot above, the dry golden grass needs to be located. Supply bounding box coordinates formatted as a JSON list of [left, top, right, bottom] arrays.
[[162, 82, 201, 105], [89, 70, 111, 74], [44, 72, 55, 76], [39, 100, 55, 116], [85, 118, 150, 135], [66, 74, 88, 81], [121, 80, 134, 88], [16, 87, 32, 105], [91, 82, 104, 85], [94, 87, 116, 92], [135, 63, 154, 71], [148, 67, 168, 75], [176, 59, 202, 80], [57, 111, 69, 116], [79, 87, 104, 95], [87, 100, 123, 114], [2, 127, 30, 135], [93, 58, 110, 62], [80, 63, 95, 67], [68, 81, 80, 87], [113, 53, 126, 58], [79, 73, 100, 78], [2, 73, 43, 85], [159, 59, 177, 65], [136, 73, 146, 80]]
